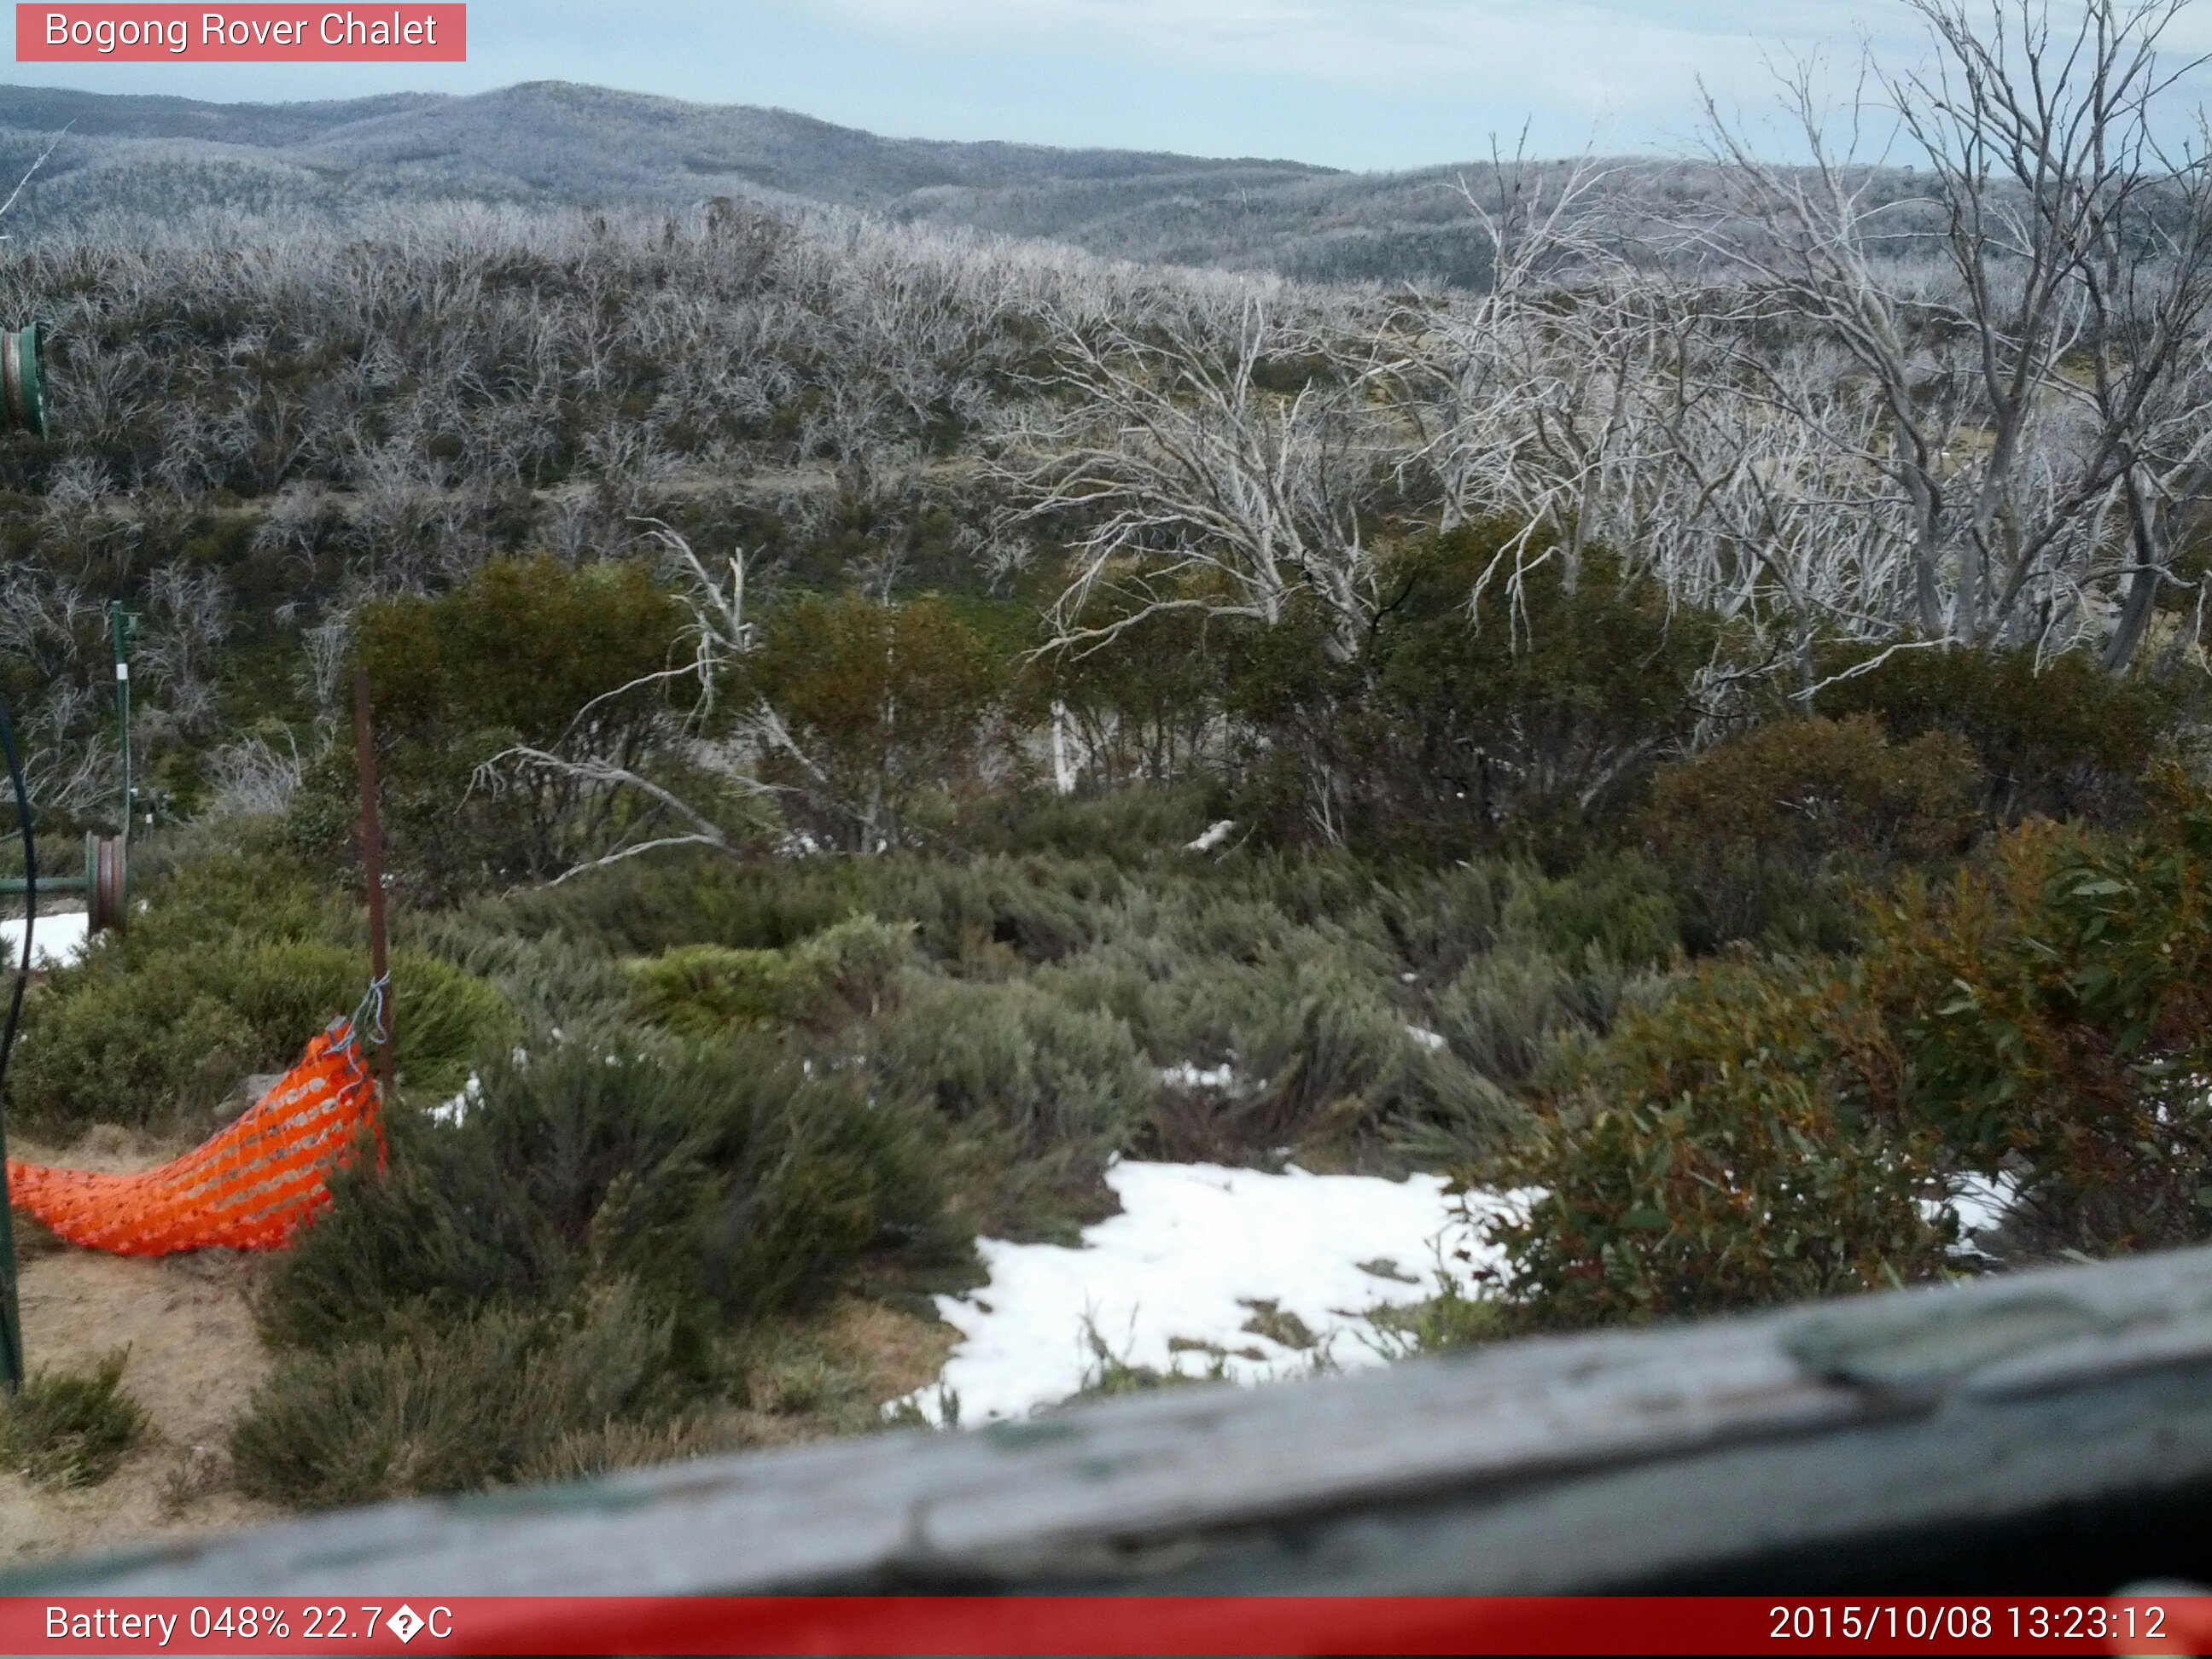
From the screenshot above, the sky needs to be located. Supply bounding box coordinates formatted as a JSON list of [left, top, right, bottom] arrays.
[[8, 1, 2212, 172]]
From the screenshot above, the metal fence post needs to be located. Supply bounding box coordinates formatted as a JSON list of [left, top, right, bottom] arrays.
[[352, 666, 394, 1101]]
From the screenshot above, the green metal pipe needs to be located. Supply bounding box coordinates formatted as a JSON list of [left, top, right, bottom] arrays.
[[0, 325, 46, 439], [0, 835, 121, 918], [112, 604, 132, 843]]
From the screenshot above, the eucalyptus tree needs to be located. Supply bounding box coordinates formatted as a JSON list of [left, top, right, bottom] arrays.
[[1690, 0, 2212, 668], [1001, 290, 1403, 665]]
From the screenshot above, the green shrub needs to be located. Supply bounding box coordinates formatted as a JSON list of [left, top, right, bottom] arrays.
[[870, 857, 1115, 968], [872, 978, 1150, 1232], [512, 1414, 748, 1487], [1364, 1281, 1510, 1355], [1470, 962, 1952, 1330], [502, 850, 1116, 972], [1815, 644, 2182, 823], [12, 967, 261, 1134], [1428, 944, 1633, 1094], [950, 782, 1220, 862], [626, 916, 912, 1037], [1644, 716, 1984, 948], [9, 844, 510, 1133], [746, 591, 1007, 852], [630, 944, 818, 1034], [294, 556, 693, 899], [1377, 862, 1518, 982], [1494, 858, 1681, 971], [13, 933, 515, 1132], [1226, 532, 1717, 859], [1126, 947, 1513, 1164], [2, 1351, 145, 1489], [1471, 773, 2212, 1330], [1021, 603, 1224, 795], [405, 911, 633, 1031], [480, 850, 875, 958], [259, 1033, 956, 1356], [1853, 792, 2212, 1246], [232, 1287, 684, 1508], [1646, 716, 1983, 870]]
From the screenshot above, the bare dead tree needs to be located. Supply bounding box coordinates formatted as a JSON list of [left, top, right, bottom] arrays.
[[201, 731, 306, 819], [1003, 296, 1400, 662], [1376, 146, 1681, 626], [136, 562, 232, 736], [1685, 0, 2212, 668]]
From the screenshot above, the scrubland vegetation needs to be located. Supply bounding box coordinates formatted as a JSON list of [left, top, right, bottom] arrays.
[[7, 0, 2212, 1512]]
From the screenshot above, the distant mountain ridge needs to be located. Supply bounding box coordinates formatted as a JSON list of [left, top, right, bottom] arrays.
[[0, 80, 1324, 213], [0, 79, 1529, 285]]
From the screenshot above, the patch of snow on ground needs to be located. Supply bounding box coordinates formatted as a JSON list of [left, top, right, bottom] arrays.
[[892, 1160, 1532, 1426], [1158, 1061, 1237, 1091], [431, 1047, 533, 1126], [1405, 1024, 1447, 1053], [1185, 819, 1237, 853], [432, 1074, 482, 1127], [0, 911, 90, 969]]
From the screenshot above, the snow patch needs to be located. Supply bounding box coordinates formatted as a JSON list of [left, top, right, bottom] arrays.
[[1405, 1024, 1447, 1053], [1185, 819, 1237, 853], [0, 911, 90, 969], [1158, 1061, 1237, 1091], [431, 1047, 531, 1126], [891, 1160, 1532, 1427], [431, 1074, 482, 1127]]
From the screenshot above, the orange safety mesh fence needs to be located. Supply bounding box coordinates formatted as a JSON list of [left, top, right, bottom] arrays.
[[4, 1016, 382, 1256]]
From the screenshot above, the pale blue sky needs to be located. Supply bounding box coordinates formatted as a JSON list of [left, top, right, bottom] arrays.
[[8, 2, 2212, 171]]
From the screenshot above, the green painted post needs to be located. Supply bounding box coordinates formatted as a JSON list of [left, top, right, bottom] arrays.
[[0, 325, 47, 440], [112, 606, 133, 848], [0, 323, 55, 1391]]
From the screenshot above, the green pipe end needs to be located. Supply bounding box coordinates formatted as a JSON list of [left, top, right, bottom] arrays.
[[2, 324, 47, 439]]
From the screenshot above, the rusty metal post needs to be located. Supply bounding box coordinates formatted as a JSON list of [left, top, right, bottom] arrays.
[[352, 665, 394, 1101]]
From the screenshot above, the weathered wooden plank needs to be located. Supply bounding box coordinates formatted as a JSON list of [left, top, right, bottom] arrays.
[[15, 1243, 2212, 1594]]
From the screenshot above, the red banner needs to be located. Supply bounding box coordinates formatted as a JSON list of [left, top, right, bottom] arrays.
[[15, 4, 464, 61], [0, 1595, 2207, 1655]]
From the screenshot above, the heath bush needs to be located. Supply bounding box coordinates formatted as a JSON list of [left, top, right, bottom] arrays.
[[871, 977, 1151, 1233], [626, 915, 912, 1037], [1471, 772, 2212, 1330], [296, 556, 692, 899], [1815, 644, 2182, 823], [232, 1286, 684, 1508], [12, 866, 514, 1133], [1, 1352, 145, 1489], [259, 1033, 958, 1357], [1470, 961, 1952, 1330], [1644, 715, 1984, 948]]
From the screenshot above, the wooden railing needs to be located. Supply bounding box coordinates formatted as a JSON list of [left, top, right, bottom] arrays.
[[12, 1243, 2212, 1594]]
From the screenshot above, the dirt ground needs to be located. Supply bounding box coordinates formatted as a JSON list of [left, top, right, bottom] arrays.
[[0, 1126, 282, 1567], [0, 1126, 959, 1567]]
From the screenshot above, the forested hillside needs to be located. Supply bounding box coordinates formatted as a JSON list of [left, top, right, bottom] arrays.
[[0, 79, 1719, 288], [0, 82, 1343, 259]]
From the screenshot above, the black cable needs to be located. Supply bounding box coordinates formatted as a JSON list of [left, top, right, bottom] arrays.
[[0, 686, 31, 1391], [0, 689, 31, 1111]]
